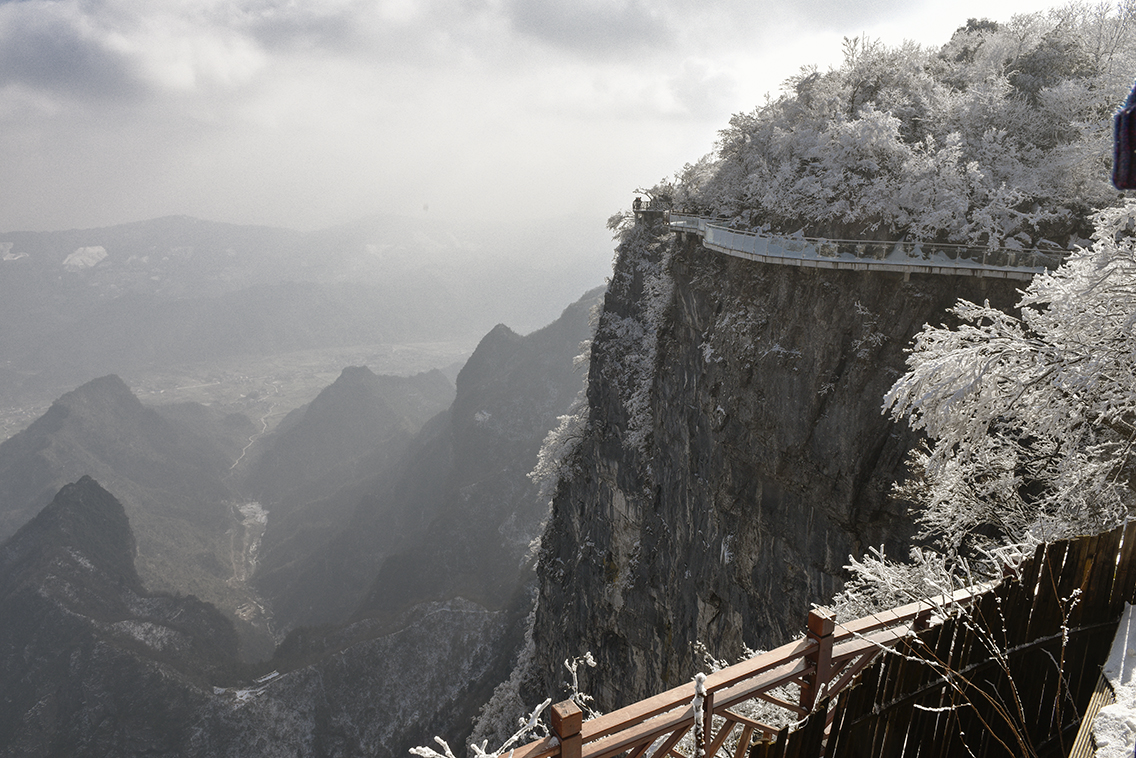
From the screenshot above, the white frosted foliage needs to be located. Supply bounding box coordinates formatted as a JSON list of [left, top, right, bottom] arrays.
[[885, 201, 1136, 552], [594, 230, 675, 457]]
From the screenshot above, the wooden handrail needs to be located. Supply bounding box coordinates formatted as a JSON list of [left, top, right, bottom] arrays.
[[512, 584, 989, 758]]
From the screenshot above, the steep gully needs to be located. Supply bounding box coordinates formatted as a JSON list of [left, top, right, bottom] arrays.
[[228, 379, 283, 472], [225, 379, 281, 632]]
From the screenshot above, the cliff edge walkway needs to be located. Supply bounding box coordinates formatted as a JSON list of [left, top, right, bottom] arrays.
[[667, 212, 1067, 280]]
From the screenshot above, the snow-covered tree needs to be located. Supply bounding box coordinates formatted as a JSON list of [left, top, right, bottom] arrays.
[[885, 200, 1136, 560], [678, 4, 1136, 249], [829, 204, 1136, 615]]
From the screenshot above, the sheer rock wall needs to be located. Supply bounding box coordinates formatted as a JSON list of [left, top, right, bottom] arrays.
[[528, 221, 1021, 710]]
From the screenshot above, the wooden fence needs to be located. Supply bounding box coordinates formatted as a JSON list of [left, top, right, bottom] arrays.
[[517, 521, 1136, 758]]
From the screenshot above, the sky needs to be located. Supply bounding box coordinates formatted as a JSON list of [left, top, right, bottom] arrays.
[[0, 0, 1076, 234]]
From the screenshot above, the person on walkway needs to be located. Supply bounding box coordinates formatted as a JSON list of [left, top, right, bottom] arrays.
[[1115, 79, 1136, 190]]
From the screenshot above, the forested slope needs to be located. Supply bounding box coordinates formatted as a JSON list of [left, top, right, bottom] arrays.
[[674, 7, 1134, 249]]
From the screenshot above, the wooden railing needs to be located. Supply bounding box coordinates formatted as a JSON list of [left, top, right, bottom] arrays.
[[668, 212, 1068, 280], [513, 585, 987, 758]]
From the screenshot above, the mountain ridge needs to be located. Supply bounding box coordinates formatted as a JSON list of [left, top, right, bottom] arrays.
[[0, 373, 276, 656], [0, 211, 608, 417]]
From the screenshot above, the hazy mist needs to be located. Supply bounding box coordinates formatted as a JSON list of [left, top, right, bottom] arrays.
[[1, 0, 1058, 234]]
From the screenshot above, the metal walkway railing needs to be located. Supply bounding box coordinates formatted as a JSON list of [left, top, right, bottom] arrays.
[[669, 213, 1068, 280]]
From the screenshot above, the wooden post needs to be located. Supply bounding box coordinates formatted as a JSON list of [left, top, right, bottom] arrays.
[[800, 608, 835, 710], [552, 700, 582, 758]]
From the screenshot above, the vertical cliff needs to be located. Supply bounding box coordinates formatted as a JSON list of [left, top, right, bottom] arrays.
[[527, 219, 1022, 710]]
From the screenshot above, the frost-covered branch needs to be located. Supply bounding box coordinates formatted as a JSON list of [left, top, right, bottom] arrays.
[[414, 699, 552, 758], [411, 737, 460, 758], [471, 699, 553, 758], [563, 653, 600, 719], [884, 201, 1136, 558]]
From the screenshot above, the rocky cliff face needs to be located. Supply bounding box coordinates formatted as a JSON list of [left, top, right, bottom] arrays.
[[526, 220, 1021, 710], [0, 477, 241, 756], [254, 289, 601, 633]]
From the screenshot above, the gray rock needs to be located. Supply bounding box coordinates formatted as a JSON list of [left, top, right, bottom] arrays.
[[526, 222, 1021, 711]]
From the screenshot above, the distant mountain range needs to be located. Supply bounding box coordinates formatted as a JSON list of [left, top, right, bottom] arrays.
[[0, 213, 609, 409], [256, 287, 603, 633], [0, 373, 275, 656], [0, 285, 604, 756], [243, 365, 455, 508]]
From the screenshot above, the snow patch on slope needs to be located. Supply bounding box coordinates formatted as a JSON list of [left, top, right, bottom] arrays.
[[63, 246, 108, 270]]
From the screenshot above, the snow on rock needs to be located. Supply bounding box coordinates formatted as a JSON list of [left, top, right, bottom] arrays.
[[238, 501, 268, 526], [63, 246, 108, 271], [65, 548, 95, 572], [1, 242, 26, 261], [107, 620, 187, 653], [1093, 603, 1136, 757], [192, 597, 509, 756]]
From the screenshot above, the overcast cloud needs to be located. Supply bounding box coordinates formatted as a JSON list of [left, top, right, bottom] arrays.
[[0, 0, 1067, 233]]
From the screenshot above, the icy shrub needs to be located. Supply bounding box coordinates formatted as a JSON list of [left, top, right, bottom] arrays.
[[841, 200, 1136, 610], [678, 7, 1136, 248], [886, 200, 1136, 556]]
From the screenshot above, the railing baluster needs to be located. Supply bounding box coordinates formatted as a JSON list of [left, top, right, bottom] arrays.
[[652, 726, 690, 758], [626, 740, 654, 758], [731, 725, 755, 758], [752, 691, 807, 716], [705, 717, 736, 758]]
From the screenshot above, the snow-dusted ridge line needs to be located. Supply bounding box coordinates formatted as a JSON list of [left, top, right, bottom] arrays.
[[669, 213, 1065, 280]]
